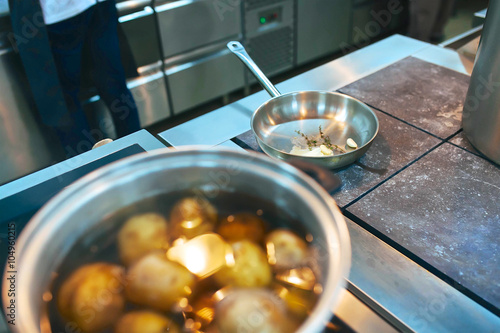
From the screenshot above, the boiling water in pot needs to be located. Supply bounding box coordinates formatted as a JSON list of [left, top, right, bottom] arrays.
[[44, 190, 324, 333]]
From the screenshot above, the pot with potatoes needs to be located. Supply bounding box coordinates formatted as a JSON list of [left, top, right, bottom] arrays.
[[3, 147, 351, 333]]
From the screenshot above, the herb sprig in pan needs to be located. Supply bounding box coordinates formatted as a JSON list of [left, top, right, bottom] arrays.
[[295, 126, 346, 153]]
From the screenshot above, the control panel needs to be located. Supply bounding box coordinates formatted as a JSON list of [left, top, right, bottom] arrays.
[[258, 7, 282, 25]]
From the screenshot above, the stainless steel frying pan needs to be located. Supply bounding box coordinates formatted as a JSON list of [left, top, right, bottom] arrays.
[[228, 41, 379, 169]]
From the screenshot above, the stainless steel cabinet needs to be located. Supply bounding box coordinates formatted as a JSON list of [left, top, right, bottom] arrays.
[[84, 70, 171, 135], [155, 0, 242, 58], [296, 0, 352, 65], [166, 48, 245, 115], [0, 48, 61, 185], [130, 71, 171, 126], [244, 0, 295, 77], [119, 3, 162, 69]]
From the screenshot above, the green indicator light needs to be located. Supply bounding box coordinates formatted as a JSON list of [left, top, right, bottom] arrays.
[[260, 17, 266, 24]]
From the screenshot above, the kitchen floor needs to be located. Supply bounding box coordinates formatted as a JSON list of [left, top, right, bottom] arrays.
[[146, 0, 488, 138]]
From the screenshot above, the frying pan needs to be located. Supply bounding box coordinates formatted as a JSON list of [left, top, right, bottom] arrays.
[[228, 41, 379, 169]]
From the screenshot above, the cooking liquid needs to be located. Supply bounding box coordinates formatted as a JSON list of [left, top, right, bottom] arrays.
[[45, 190, 322, 332]]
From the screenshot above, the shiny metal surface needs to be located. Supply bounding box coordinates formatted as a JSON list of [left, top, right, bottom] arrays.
[[335, 288, 399, 333], [228, 41, 280, 97], [129, 70, 171, 126], [244, 0, 295, 77], [439, 25, 483, 50], [413, 45, 473, 75], [228, 41, 379, 169], [0, 48, 60, 186], [0, 130, 164, 199], [462, 0, 500, 164], [166, 48, 245, 115], [116, 0, 152, 15], [156, 0, 241, 59], [91, 138, 114, 149], [159, 34, 430, 147], [84, 70, 170, 130], [212, 140, 247, 152], [252, 92, 379, 169], [4, 147, 351, 333], [473, 8, 487, 26], [296, 0, 351, 65], [119, 5, 161, 69]]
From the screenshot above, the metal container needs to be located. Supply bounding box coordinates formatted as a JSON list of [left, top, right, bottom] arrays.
[[0, 46, 62, 186], [3, 147, 351, 333], [228, 41, 379, 169], [155, 0, 241, 59], [243, 0, 295, 78], [296, 0, 350, 65], [166, 45, 245, 115], [462, 1, 500, 164]]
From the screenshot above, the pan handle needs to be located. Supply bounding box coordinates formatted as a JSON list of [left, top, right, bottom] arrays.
[[227, 41, 281, 98], [287, 159, 343, 194]]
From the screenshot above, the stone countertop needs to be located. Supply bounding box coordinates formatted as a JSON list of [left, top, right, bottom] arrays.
[[234, 108, 442, 208], [337, 56, 499, 313], [339, 57, 470, 139], [347, 142, 500, 310], [233, 56, 500, 315]]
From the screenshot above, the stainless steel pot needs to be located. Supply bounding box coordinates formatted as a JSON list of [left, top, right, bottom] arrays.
[[3, 147, 351, 333], [228, 41, 379, 169], [462, 1, 500, 165]]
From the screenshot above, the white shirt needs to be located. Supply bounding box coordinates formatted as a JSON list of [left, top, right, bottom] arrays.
[[39, 0, 107, 25]]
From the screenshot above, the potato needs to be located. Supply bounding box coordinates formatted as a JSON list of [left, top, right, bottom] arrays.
[[125, 252, 196, 311], [273, 283, 317, 319], [190, 293, 217, 329], [57, 263, 126, 332], [170, 196, 217, 239], [57, 263, 105, 320], [215, 289, 295, 333], [265, 229, 308, 270], [114, 311, 180, 333], [217, 212, 266, 243], [214, 241, 272, 288], [117, 213, 169, 266]]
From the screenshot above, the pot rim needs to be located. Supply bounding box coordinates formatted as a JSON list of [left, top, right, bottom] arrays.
[[3, 146, 351, 333]]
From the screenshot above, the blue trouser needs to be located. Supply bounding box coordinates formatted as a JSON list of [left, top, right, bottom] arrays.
[[46, 0, 141, 156]]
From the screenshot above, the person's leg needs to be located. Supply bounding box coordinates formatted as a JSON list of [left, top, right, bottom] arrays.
[[86, 0, 141, 138], [408, 0, 441, 42], [46, 10, 95, 156]]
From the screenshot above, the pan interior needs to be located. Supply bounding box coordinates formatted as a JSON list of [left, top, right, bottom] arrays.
[[252, 92, 377, 154]]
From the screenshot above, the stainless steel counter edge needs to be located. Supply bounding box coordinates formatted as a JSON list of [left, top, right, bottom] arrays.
[[0, 130, 165, 199]]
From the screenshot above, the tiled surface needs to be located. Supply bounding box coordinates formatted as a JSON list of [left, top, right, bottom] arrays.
[[233, 57, 500, 313], [449, 131, 480, 155], [339, 57, 470, 139], [232, 130, 263, 153], [233, 111, 441, 208], [347, 143, 500, 310], [332, 111, 440, 207]]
